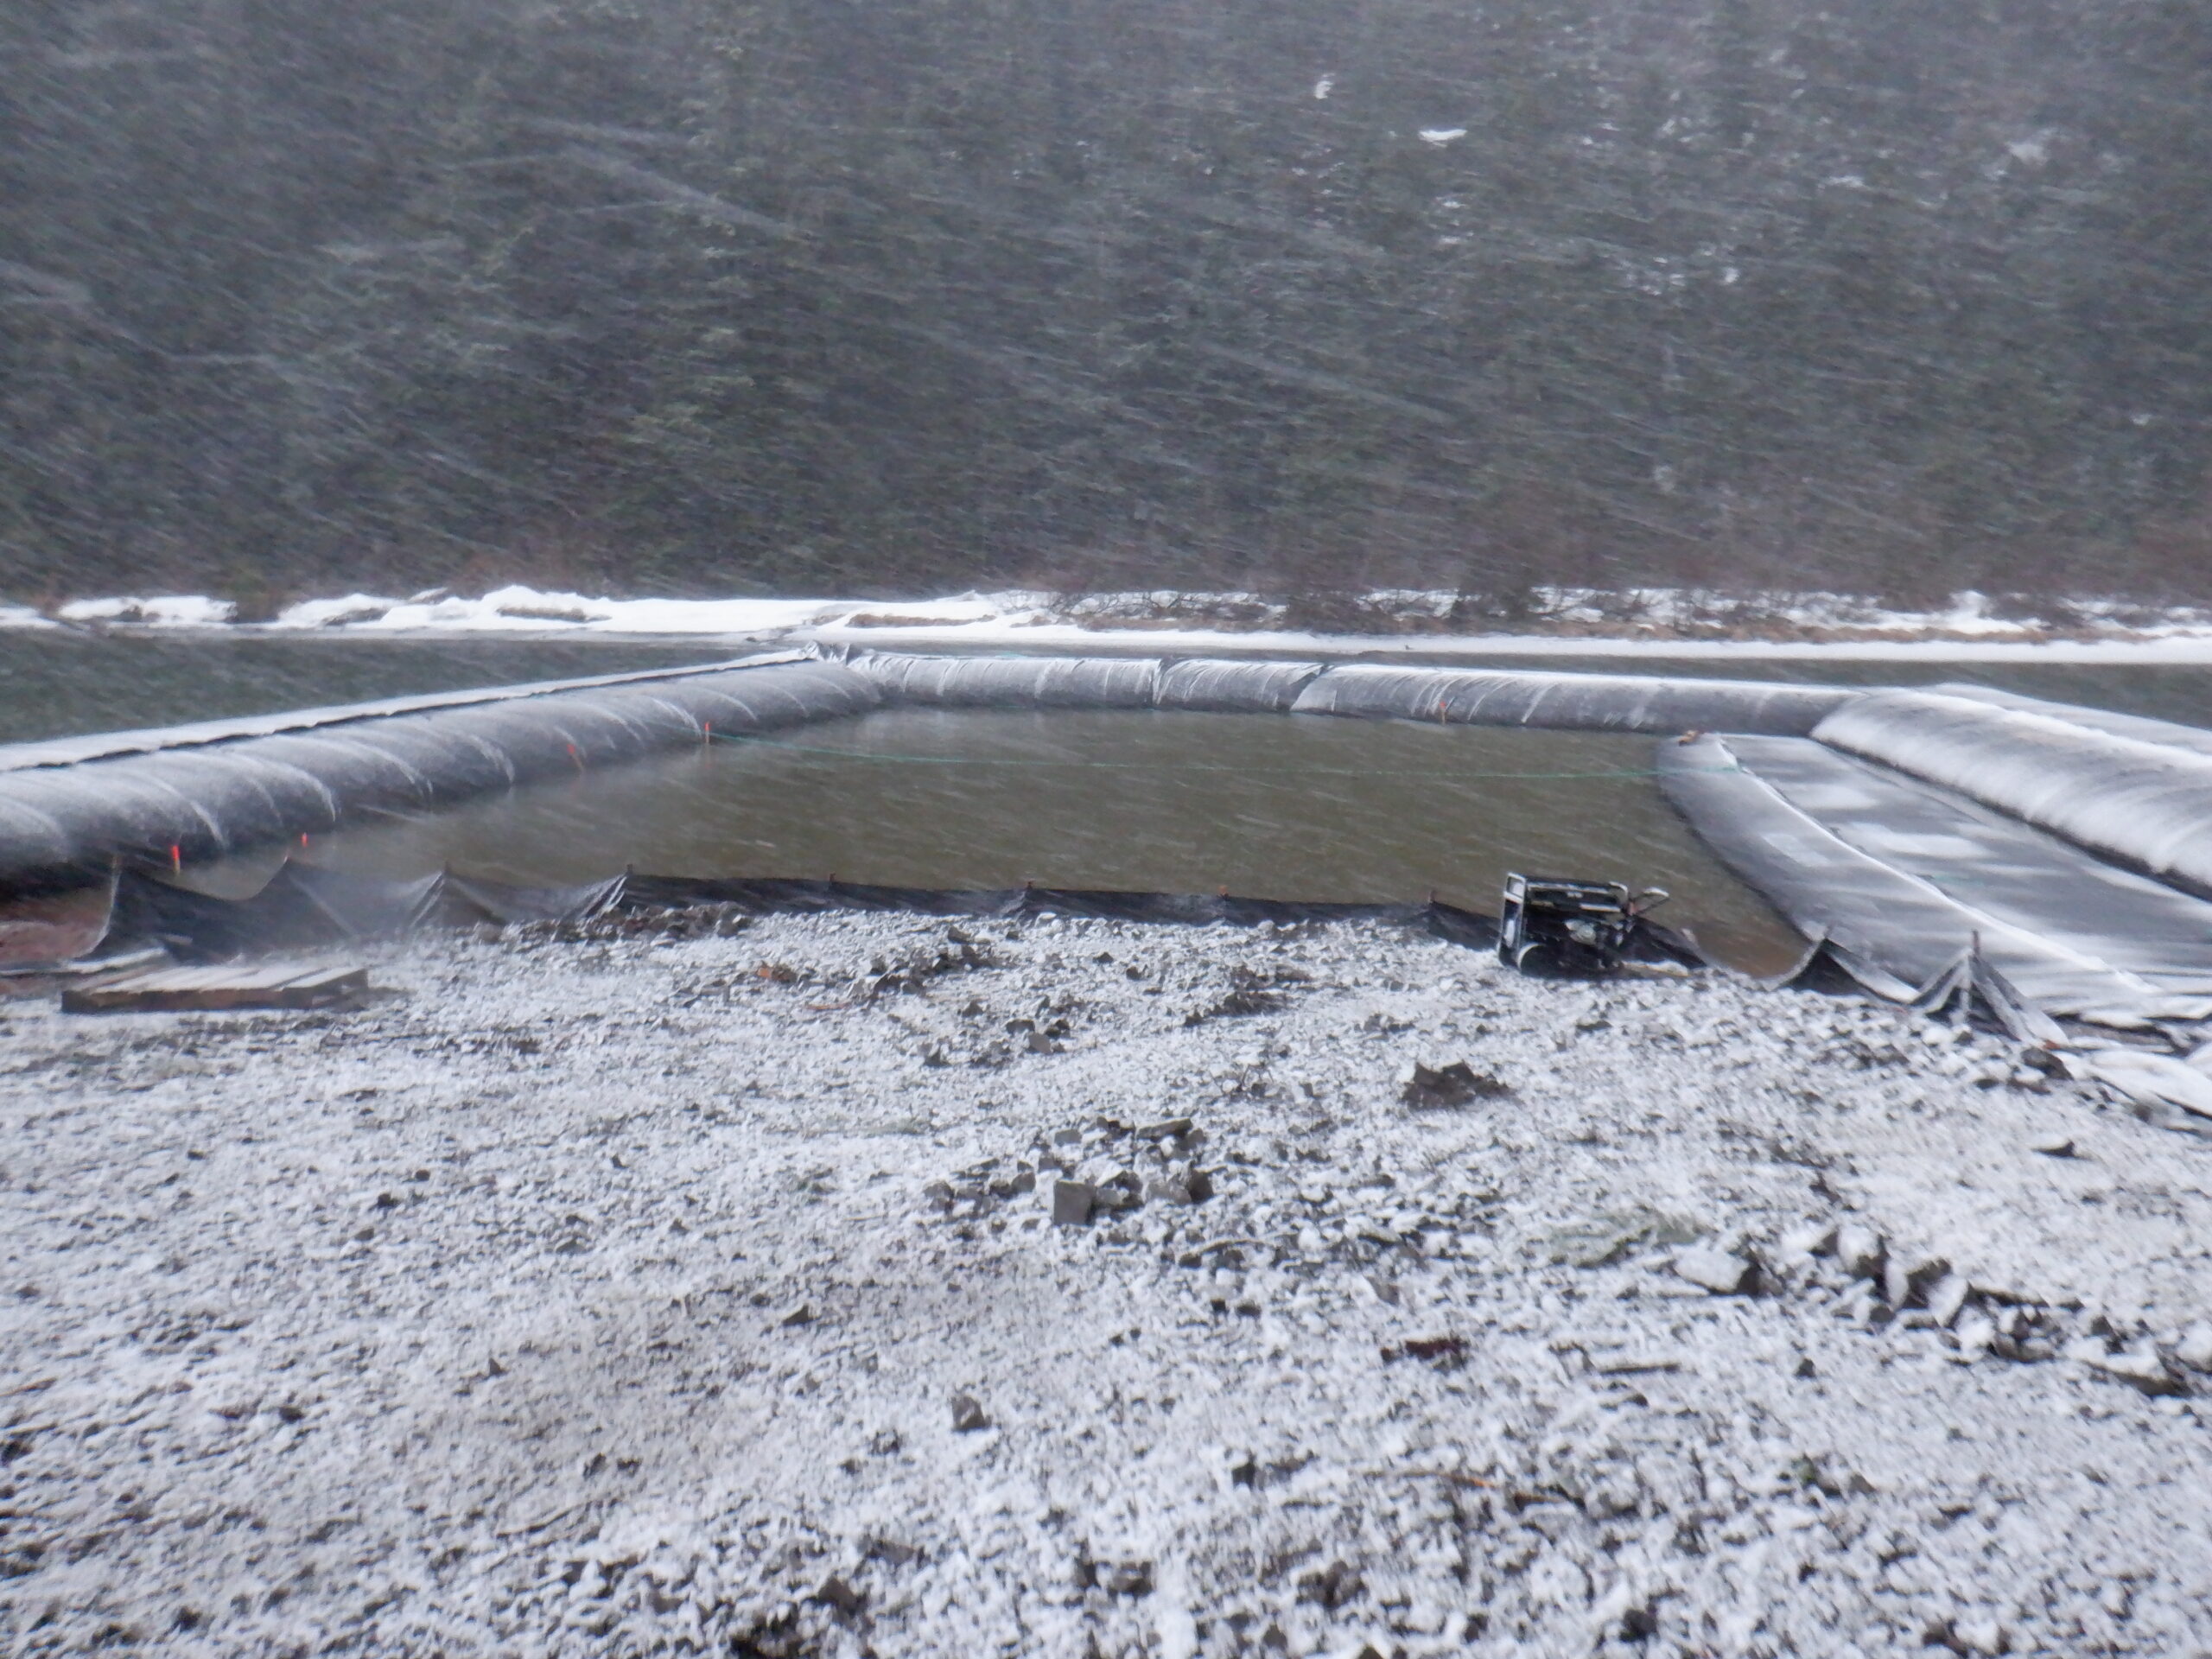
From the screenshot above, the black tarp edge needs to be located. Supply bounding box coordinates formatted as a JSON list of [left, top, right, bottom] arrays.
[[81, 864, 1529, 961]]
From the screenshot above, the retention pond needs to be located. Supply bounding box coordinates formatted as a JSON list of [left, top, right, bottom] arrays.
[[162, 707, 1808, 974], [18, 639, 2212, 984]]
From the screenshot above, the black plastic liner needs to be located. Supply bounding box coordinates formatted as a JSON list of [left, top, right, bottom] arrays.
[[1656, 733, 2212, 1022], [0, 657, 880, 887], [67, 862, 1720, 974], [848, 653, 1333, 715], [843, 652, 1856, 733], [1289, 664, 1853, 735], [1813, 685, 2212, 899], [99, 866, 1496, 957], [2, 647, 1878, 893]]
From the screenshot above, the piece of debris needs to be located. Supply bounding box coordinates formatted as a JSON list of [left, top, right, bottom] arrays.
[[1381, 1336, 1466, 1366], [62, 963, 369, 1014], [1544, 1206, 1701, 1268], [1184, 964, 1305, 1024], [1672, 1245, 1757, 1295], [1834, 1224, 1886, 1280], [811, 1575, 865, 1618], [2073, 1345, 2187, 1396], [1296, 1560, 1365, 1611], [1397, 1060, 1511, 1109], [2177, 1323, 2212, 1374], [779, 1303, 814, 1328], [861, 1534, 921, 1568], [950, 1393, 989, 1433], [1102, 1560, 1154, 1597], [1925, 1274, 1973, 1328], [1780, 1219, 1839, 1259], [1052, 1179, 1095, 1226], [1142, 1173, 1198, 1205], [2026, 1133, 2076, 1158], [1883, 1254, 1951, 1311], [1942, 1614, 2011, 1656]]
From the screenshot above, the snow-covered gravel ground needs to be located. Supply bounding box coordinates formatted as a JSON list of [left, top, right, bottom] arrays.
[[3, 912, 2210, 1657]]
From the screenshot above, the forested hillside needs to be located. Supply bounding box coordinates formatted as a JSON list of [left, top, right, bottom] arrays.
[[4, 0, 2209, 608]]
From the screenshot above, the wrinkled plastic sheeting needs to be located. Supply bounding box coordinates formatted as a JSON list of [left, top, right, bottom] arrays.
[[87, 863, 1515, 960], [0, 652, 816, 773], [855, 653, 1160, 708], [858, 652, 1329, 713], [1291, 665, 1853, 735], [0, 658, 880, 886], [1814, 689, 2212, 898], [1716, 734, 2212, 997], [2071, 1049, 2212, 1135], [1657, 734, 2199, 1020], [0, 869, 117, 968], [1154, 658, 1325, 712], [1926, 683, 2212, 760], [81, 863, 1725, 972], [442, 873, 627, 926]]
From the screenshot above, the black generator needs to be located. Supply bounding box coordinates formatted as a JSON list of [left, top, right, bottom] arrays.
[[1497, 872, 1670, 976]]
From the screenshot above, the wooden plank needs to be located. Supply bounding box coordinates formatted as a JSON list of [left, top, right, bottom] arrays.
[[61, 963, 370, 1014], [124, 966, 233, 991]]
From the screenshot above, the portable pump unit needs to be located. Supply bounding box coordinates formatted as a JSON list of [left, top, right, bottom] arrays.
[[1497, 872, 1670, 976]]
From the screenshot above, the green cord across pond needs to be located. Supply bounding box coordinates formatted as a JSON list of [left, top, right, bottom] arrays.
[[704, 727, 1737, 781]]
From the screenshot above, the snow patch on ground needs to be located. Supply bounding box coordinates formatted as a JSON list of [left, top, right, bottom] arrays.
[[265, 584, 1041, 637], [3, 912, 2209, 1654], [54, 594, 237, 627], [32, 584, 2212, 660]]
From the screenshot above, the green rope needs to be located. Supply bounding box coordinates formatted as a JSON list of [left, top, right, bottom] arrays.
[[702, 728, 1741, 781]]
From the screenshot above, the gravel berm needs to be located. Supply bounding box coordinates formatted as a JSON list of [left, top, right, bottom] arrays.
[[3, 910, 2209, 1656]]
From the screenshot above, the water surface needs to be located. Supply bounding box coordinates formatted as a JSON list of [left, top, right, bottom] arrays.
[[278, 708, 1806, 972]]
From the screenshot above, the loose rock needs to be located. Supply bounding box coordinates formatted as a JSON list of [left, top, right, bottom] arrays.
[[1673, 1244, 1757, 1296], [1926, 1274, 1973, 1329], [2177, 1322, 2212, 1373], [1835, 1223, 1886, 1280], [1397, 1059, 1510, 1109], [1052, 1179, 1095, 1226], [1884, 1254, 1951, 1311]]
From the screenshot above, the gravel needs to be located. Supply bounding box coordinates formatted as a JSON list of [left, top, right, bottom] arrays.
[[3, 910, 2210, 1656]]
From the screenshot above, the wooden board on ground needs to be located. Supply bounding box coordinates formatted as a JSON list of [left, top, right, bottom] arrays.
[[61, 963, 370, 1014]]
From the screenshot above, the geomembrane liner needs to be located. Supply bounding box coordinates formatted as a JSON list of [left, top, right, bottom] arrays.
[[1659, 734, 2212, 1022]]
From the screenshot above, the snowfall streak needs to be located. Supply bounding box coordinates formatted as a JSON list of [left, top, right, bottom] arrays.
[[5, 651, 2212, 1020]]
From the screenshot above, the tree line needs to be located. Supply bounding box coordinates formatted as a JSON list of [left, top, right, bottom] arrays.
[[3, 0, 2209, 610]]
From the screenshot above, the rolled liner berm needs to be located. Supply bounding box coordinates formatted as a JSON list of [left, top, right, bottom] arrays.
[[18, 647, 2212, 1052], [0, 650, 1851, 891]]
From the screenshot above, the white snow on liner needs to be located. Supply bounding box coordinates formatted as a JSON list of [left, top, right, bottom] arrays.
[[0, 603, 56, 630]]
